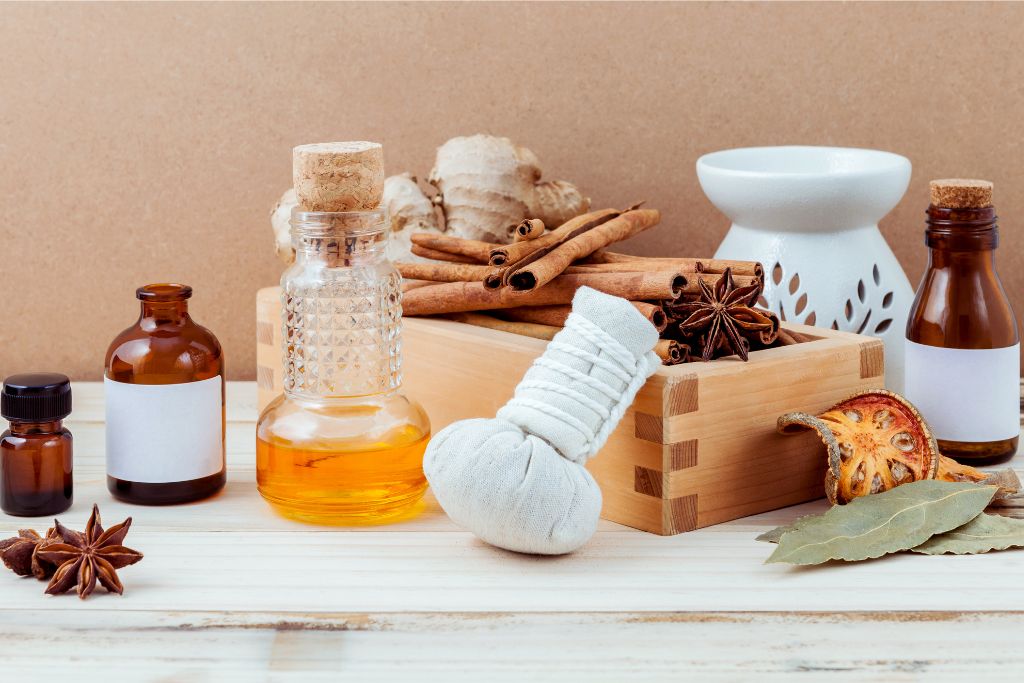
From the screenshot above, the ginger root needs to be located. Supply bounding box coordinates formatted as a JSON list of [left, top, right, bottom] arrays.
[[382, 173, 442, 262], [427, 135, 589, 243], [270, 188, 298, 265], [383, 173, 439, 233], [271, 135, 589, 263]]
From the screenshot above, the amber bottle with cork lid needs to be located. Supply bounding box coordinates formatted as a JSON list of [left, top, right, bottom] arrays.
[[1, 373, 73, 516], [905, 179, 1019, 464], [105, 283, 226, 504]]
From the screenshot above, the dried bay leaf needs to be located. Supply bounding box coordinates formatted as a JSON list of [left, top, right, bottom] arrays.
[[755, 512, 820, 543], [911, 513, 1024, 555], [766, 481, 996, 565]]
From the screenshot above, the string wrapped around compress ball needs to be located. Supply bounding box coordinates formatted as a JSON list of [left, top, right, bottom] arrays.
[[423, 287, 660, 554]]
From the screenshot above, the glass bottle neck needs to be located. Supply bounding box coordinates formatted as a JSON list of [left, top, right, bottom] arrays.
[[925, 205, 998, 251], [8, 419, 63, 435], [140, 301, 190, 326], [926, 248, 995, 271], [291, 208, 390, 268], [293, 231, 388, 267]]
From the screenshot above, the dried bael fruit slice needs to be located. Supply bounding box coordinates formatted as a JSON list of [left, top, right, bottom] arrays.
[[779, 390, 1020, 504], [937, 457, 1021, 495], [779, 390, 939, 504]]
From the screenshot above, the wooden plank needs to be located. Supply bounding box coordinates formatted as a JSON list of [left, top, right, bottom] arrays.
[[2, 610, 1024, 681], [0, 473, 629, 534], [4, 497, 1024, 613]]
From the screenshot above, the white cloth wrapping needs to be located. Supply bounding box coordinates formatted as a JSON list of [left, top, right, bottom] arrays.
[[423, 287, 660, 554]]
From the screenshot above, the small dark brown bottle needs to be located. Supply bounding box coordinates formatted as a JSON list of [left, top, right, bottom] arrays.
[[1, 373, 73, 517], [905, 179, 1019, 464], [105, 284, 225, 504]]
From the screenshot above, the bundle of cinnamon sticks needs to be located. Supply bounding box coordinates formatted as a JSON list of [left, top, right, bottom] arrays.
[[398, 206, 809, 365]]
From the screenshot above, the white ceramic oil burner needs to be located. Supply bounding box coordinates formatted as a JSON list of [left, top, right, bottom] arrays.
[[697, 146, 913, 391]]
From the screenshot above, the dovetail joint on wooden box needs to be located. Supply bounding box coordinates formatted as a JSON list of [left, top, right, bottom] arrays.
[[633, 462, 699, 534], [664, 373, 699, 416]]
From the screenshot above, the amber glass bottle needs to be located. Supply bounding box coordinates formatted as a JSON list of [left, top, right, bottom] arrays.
[[105, 284, 226, 504], [905, 180, 1019, 464], [1, 373, 73, 516]]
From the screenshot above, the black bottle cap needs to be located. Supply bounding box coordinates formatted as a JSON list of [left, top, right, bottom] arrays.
[[1, 373, 72, 421]]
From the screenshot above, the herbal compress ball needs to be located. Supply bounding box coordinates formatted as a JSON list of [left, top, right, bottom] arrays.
[[423, 287, 660, 555]]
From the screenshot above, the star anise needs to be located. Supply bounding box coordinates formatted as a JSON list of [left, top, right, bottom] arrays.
[[0, 527, 59, 578], [668, 268, 774, 362], [35, 504, 143, 599]]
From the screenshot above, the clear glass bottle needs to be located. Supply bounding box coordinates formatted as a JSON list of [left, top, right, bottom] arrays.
[[256, 208, 430, 524], [105, 284, 226, 504], [905, 180, 1019, 464], [1, 373, 73, 517]]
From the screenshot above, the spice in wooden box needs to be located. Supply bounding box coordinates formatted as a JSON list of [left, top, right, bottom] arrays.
[[905, 180, 1020, 464], [104, 284, 226, 504], [0, 373, 73, 516]]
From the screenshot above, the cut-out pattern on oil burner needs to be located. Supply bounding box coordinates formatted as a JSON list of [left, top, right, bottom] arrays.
[[764, 261, 894, 337]]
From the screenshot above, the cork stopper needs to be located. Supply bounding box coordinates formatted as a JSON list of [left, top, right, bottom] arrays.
[[929, 179, 993, 209], [293, 142, 385, 212]]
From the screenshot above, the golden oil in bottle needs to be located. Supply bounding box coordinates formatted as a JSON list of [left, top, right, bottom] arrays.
[[257, 399, 429, 524]]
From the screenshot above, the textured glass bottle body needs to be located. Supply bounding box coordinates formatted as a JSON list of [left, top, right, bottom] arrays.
[[256, 210, 429, 524], [105, 285, 226, 504], [905, 206, 1019, 464]]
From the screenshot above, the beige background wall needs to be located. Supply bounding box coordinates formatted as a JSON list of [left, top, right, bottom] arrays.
[[1, 2, 1022, 380]]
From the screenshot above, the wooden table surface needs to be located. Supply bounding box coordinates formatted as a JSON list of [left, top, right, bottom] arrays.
[[2, 381, 1023, 681]]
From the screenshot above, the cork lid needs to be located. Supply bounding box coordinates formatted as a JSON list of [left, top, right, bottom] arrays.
[[293, 141, 385, 212], [929, 179, 993, 209]]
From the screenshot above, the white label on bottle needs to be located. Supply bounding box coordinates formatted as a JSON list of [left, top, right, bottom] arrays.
[[105, 376, 223, 483], [904, 339, 1021, 442]]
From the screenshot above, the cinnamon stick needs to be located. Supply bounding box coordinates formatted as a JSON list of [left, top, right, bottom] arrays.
[[757, 311, 781, 345], [397, 261, 491, 282], [488, 264, 758, 294], [403, 258, 757, 301], [402, 271, 686, 316], [566, 262, 666, 274], [776, 328, 819, 346], [477, 258, 647, 290], [497, 301, 667, 332], [410, 233, 498, 262], [410, 245, 482, 264], [514, 218, 545, 242], [483, 266, 508, 290], [401, 279, 436, 292], [488, 208, 623, 266], [504, 209, 662, 291], [586, 252, 764, 281], [655, 339, 690, 365], [678, 272, 762, 297], [632, 301, 668, 331], [495, 305, 572, 326], [440, 312, 561, 341]]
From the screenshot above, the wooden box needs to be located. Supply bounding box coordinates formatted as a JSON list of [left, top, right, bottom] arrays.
[[256, 287, 885, 535]]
